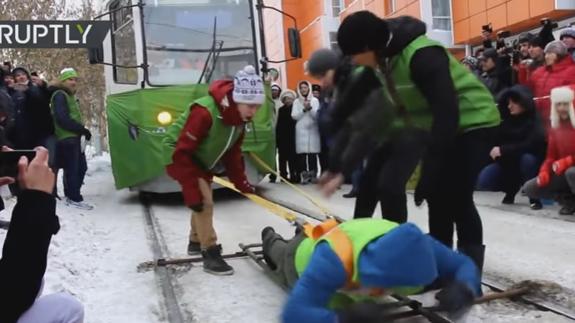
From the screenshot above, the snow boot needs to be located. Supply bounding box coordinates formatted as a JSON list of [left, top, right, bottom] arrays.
[[458, 244, 485, 280], [261, 226, 278, 270], [65, 198, 94, 210], [202, 244, 234, 276], [187, 241, 201, 255], [501, 193, 514, 205], [343, 190, 357, 198], [529, 198, 543, 210]]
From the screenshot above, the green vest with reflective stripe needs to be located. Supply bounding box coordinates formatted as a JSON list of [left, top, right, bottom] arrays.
[[294, 219, 423, 298], [163, 95, 244, 171], [50, 90, 83, 140], [389, 35, 500, 132]]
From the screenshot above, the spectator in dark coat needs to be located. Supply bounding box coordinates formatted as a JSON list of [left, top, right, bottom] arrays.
[[7, 67, 54, 149], [479, 48, 512, 97], [0, 147, 84, 323], [477, 85, 546, 209], [0, 68, 15, 148], [276, 90, 299, 183]]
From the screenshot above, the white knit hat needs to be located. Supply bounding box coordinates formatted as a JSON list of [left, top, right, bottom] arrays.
[[233, 65, 265, 105], [550, 86, 575, 129]]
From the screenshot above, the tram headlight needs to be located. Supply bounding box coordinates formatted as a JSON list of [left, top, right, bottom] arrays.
[[157, 111, 173, 126]]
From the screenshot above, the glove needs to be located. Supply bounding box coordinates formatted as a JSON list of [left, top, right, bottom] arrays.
[[552, 156, 574, 175], [82, 128, 92, 141], [435, 281, 476, 313], [537, 171, 550, 187], [235, 179, 256, 194], [337, 302, 382, 323], [190, 203, 203, 213]]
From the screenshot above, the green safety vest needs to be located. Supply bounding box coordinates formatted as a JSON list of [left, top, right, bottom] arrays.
[[50, 90, 83, 140], [294, 219, 423, 302], [388, 35, 500, 132], [163, 95, 244, 171]]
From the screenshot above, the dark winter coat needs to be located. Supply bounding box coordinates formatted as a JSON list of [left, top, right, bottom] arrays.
[[0, 190, 60, 323], [495, 85, 547, 161], [276, 104, 296, 155], [7, 68, 54, 148]]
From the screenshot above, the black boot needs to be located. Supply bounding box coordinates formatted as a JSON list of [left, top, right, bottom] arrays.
[[501, 193, 514, 205], [202, 245, 234, 275], [458, 244, 485, 279], [187, 241, 201, 255], [529, 198, 543, 210], [343, 190, 357, 198], [261, 227, 278, 270]]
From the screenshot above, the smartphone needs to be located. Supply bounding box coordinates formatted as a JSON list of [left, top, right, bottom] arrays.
[[0, 150, 36, 177]]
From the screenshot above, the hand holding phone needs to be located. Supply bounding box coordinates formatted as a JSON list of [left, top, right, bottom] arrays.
[[17, 147, 54, 194], [0, 149, 36, 178]]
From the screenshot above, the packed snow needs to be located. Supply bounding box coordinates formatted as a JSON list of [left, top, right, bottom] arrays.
[[0, 154, 574, 322]]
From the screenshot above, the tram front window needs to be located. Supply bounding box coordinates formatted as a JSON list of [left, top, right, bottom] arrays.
[[144, 0, 257, 85]]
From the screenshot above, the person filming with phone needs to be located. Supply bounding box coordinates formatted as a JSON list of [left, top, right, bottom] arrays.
[[0, 147, 84, 323]]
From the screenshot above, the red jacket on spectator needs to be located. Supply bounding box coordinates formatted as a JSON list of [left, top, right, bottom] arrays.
[[528, 56, 575, 129], [540, 85, 575, 175], [166, 80, 251, 206]]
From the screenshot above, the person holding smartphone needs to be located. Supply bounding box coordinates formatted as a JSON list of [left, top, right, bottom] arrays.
[[0, 147, 84, 323]]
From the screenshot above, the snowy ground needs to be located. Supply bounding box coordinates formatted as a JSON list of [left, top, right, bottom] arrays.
[[1, 155, 574, 323]]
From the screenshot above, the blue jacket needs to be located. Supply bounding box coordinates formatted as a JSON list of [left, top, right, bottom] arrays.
[[281, 223, 480, 323]]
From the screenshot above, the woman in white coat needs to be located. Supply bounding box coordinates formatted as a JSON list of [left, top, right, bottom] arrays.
[[291, 80, 321, 184]]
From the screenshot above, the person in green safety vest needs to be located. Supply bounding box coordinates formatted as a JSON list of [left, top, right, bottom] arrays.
[[165, 65, 263, 276], [50, 68, 93, 211], [318, 12, 501, 277], [260, 218, 480, 323]]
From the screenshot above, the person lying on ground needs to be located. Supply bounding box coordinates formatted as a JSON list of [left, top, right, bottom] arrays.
[[260, 218, 480, 323], [0, 147, 84, 323]]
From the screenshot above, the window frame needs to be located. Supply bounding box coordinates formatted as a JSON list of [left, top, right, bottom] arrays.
[[110, 0, 139, 85], [430, 0, 452, 31]]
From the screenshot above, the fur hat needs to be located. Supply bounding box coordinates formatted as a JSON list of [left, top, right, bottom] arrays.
[[337, 11, 390, 56], [560, 27, 575, 40], [544, 40, 568, 57], [279, 89, 296, 103], [232, 65, 265, 105], [550, 86, 575, 129]]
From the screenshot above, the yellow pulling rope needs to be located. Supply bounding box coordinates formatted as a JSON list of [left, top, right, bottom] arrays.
[[213, 176, 304, 225], [249, 152, 335, 218]]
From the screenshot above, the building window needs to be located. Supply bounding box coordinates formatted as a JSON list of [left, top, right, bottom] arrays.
[[329, 32, 339, 50], [431, 0, 452, 31], [332, 0, 343, 17]]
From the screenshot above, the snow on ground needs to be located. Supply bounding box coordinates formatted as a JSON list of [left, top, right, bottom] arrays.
[[1, 155, 574, 322]]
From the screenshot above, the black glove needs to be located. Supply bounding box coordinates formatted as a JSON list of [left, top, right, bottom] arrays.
[[190, 203, 203, 213], [435, 281, 476, 313], [82, 128, 92, 141], [337, 302, 382, 323]]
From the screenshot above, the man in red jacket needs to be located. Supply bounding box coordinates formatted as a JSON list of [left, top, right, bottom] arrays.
[[523, 86, 575, 215], [166, 65, 264, 275]]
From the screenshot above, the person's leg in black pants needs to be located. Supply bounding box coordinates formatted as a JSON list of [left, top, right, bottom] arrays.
[[58, 137, 82, 202], [353, 145, 389, 219], [308, 154, 319, 180], [376, 130, 429, 223], [277, 147, 289, 180]]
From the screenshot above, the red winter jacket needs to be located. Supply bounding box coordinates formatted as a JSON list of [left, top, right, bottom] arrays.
[[166, 80, 250, 207], [540, 122, 575, 174], [528, 56, 575, 129]]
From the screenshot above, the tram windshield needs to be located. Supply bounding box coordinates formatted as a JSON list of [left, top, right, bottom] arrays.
[[143, 0, 257, 85]]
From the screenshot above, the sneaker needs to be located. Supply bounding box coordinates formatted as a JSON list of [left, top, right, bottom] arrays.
[[65, 198, 94, 210], [501, 194, 515, 205], [202, 245, 234, 276], [187, 241, 201, 255], [529, 199, 543, 210]]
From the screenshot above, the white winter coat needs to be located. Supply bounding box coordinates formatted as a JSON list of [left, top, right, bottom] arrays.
[[291, 81, 321, 154]]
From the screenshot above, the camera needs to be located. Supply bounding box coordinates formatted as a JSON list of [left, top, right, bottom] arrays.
[[482, 23, 493, 34], [541, 18, 558, 29]]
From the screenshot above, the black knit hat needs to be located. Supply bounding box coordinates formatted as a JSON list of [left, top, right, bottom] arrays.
[[337, 11, 390, 56], [518, 32, 534, 44], [312, 84, 321, 92], [307, 49, 340, 77], [529, 36, 546, 49], [481, 48, 498, 61]]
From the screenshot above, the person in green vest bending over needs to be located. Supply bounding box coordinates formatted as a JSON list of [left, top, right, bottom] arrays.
[[321, 12, 500, 274], [261, 219, 480, 323], [166, 65, 262, 275], [50, 68, 93, 210]]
